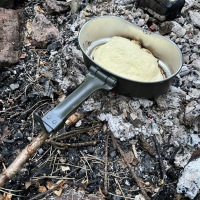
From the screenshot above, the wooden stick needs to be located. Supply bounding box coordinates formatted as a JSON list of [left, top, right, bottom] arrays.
[[109, 132, 151, 200], [104, 134, 109, 196], [0, 111, 91, 187]]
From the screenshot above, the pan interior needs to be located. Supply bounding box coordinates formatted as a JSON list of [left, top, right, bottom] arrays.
[[86, 37, 171, 80]]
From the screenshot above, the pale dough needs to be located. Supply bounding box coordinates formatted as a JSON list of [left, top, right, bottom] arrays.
[[93, 36, 163, 82]]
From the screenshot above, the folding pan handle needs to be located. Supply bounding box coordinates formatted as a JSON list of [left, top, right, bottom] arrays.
[[33, 66, 117, 134]]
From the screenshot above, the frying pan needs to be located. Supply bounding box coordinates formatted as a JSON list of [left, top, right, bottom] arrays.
[[34, 16, 182, 134]]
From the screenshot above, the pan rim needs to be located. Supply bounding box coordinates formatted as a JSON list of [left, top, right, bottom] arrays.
[[78, 15, 183, 84]]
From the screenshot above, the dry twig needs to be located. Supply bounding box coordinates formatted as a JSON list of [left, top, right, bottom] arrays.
[[151, 135, 167, 200], [109, 132, 151, 200], [47, 140, 98, 148]]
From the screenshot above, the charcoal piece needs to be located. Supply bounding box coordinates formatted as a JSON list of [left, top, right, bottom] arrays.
[[166, 167, 181, 181], [43, 80, 54, 99], [86, 183, 96, 193], [156, 184, 176, 200], [68, 148, 80, 165], [77, 168, 86, 179], [137, 0, 185, 20], [13, 132, 23, 140], [47, 41, 61, 52]]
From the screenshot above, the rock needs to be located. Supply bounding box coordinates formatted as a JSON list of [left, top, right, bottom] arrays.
[[184, 101, 200, 130], [31, 14, 61, 48], [137, 19, 145, 27], [189, 11, 200, 29], [177, 158, 200, 199], [38, 148, 44, 155], [68, 148, 80, 165], [98, 113, 134, 140], [138, 99, 153, 108], [70, 0, 81, 14], [10, 83, 19, 90], [155, 96, 167, 110], [0, 0, 14, 9], [135, 194, 145, 200], [0, 8, 24, 70], [179, 65, 190, 77], [172, 21, 186, 37], [44, 0, 70, 14], [192, 59, 200, 71], [159, 21, 173, 35]]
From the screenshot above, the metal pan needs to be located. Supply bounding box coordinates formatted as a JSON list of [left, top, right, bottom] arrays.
[[34, 16, 182, 134]]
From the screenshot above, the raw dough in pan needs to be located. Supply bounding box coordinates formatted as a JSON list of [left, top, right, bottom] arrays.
[[93, 36, 163, 82]]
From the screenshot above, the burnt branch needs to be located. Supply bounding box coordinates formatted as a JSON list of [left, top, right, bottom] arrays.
[[104, 134, 109, 196]]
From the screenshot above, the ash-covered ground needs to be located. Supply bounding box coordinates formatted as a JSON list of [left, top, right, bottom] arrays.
[[0, 0, 200, 199]]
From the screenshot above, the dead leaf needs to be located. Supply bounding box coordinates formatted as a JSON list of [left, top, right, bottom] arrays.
[[46, 180, 64, 196], [118, 160, 127, 169], [118, 151, 139, 168], [115, 189, 121, 195], [46, 181, 54, 189], [25, 181, 32, 189], [190, 148, 200, 162], [103, 123, 107, 132], [4, 194, 12, 200], [87, 125, 101, 136], [60, 166, 70, 172], [38, 185, 47, 193], [36, 6, 44, 13], [18, 52, 25, 59], [99, 186, 106, 198], [26, 21, 32, 27], [58, 95, 66, 103]]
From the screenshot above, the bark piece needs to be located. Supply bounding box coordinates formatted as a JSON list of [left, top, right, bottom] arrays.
[[0, 8, 24, 70], [31, 14, 61, 48], [44, 0, 70, 14]]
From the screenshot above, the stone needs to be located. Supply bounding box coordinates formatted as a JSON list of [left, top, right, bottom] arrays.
[[155, 96, 167, 110], [159, 21, 173, 35], [44, 0, 70, 14], [70, 0, 81, 14], [38, 148, 44, 155], [10, 83, 19, 90], [192, 59, 200, 71], [189, 11, 200, 29], [137, 19, 145, 27], [179, 65, 190, 77], [31, 14, 61, 48], [172, 21, 186, 37], [0, 8, 24, 70], [177, 158, 200, 199], [0, 0, 14, 9]]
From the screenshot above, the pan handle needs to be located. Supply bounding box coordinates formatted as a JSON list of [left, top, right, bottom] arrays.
[[33, 66, 117, 133]]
